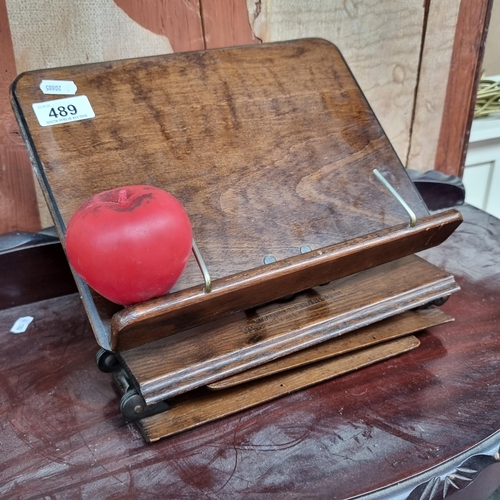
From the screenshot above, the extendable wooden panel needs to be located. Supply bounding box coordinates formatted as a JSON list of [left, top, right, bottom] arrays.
[[208, 307, 452, 389], [137, 336, 421, 442], [119, 255, 458, 404]]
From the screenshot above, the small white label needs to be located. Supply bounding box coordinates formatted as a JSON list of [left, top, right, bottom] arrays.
[[40, 79, 77, 95], [32, 95, 95, 127], [10, 316, 34, 334]]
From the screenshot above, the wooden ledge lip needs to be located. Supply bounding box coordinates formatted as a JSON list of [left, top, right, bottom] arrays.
[[110, 209, 462, 351]]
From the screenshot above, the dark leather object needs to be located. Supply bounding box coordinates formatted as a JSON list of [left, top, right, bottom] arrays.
[[407, 168, 465, 211], [0, 231, 76, 310]]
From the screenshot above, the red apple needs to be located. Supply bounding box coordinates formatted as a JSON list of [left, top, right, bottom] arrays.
[[65, 185, 192, 306]]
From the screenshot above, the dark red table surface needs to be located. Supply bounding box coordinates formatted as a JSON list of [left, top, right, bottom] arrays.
[[1, 204, 500, 500]]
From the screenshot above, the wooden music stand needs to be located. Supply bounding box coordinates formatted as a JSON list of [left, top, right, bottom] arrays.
[[11, 39, 462, 442]]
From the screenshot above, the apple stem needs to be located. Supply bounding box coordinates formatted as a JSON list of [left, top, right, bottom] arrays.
[[118, 189, 128, 205]]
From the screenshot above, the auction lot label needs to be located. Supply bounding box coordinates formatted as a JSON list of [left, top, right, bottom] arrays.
[[32, 95, 95, 126]]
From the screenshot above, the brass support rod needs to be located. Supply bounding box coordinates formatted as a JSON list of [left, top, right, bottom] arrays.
[[373, 168, 417, 227], [192, 239, 212, 293]]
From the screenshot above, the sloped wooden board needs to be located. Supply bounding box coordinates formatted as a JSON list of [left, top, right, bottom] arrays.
[[11, 40, 462, 351]]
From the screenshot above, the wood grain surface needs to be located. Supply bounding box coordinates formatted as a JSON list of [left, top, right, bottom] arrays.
[[4, 0, 426, 232], [2, 204, 500, 499], [11, 40, 462, 351], [12, 39, 429, 237], [138, 336, 420, 442], [119, 255, 458, 403]]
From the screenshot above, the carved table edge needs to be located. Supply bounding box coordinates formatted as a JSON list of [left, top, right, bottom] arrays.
[[346, 429, 500, 500]]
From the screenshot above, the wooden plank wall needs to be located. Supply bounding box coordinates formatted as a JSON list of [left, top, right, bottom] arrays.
[[0, 0, 489, 233], [435, 0, 494, 176], [0, 0, 40, 233], [406, 0, 461, 174]]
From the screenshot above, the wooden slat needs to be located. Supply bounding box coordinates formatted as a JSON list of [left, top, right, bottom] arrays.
[[119, 255, 458, 404], [208, 307, 452, 389], [435, 0, 494, 176], [0, 0, 40, 234], [138, 336, 420, 442], [200, 0, 258, 48], [406, 0, 461, 173]]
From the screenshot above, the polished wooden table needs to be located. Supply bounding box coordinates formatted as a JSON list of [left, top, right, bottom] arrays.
[[1, 204, 500, 499]]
